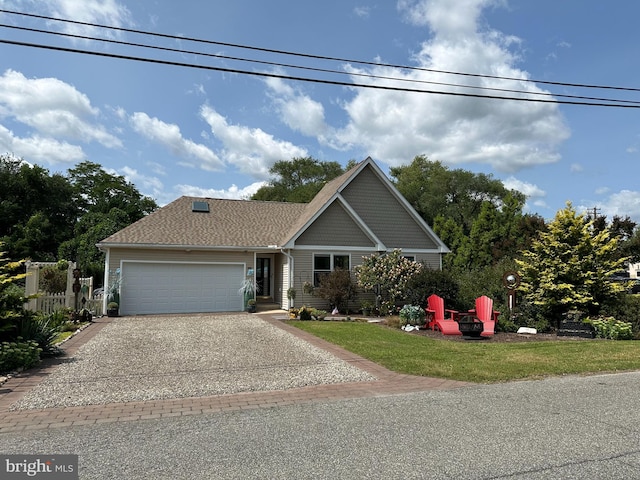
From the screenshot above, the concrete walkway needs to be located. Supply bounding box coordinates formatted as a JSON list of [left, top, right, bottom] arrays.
[[0, 313, 470, 433]]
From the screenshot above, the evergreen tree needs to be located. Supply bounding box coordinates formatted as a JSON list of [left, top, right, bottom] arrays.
[[516, 202, 627, 322]]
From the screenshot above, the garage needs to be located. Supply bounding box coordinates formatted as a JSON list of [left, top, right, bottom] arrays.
[[119, 262, 245, 315]]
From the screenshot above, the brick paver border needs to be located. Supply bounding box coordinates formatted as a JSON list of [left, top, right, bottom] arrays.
[[0, 313, 471, 433]]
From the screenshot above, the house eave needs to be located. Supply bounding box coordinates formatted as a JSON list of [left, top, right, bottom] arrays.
[[96, 242, 272, 252]]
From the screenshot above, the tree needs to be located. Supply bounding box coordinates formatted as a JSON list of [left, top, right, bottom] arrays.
[[391, 155, 530, 269], [0, 154, 77, 261], [67, 161, 157, 222], [516, 203, 627, 323], [251, 157, 345, 203], [390, 155, 522, 234]]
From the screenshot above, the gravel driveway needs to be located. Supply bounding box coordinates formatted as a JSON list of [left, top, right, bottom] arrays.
[[11, 314, 375, 410]]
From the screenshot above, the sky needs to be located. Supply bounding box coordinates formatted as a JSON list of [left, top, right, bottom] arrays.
[[0, 0, 639, 223]]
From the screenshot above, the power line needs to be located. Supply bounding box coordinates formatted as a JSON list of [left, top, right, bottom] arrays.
[[3, 37, 640, 109], [2, 7, 640, 95], [3, 22, 640, 107]]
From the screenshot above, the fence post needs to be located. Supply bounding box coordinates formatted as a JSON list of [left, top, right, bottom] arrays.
[[24, 261, 40, 311], [65, 262, 76, 309]]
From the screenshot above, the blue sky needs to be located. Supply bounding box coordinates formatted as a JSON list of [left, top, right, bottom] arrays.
[[1, 0, 639, 222]]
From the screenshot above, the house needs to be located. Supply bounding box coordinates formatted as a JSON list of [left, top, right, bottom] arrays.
[[97, 157, 450, 315]]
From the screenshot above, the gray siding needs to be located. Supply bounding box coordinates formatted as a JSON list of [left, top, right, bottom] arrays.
[[295, 201, 375, 247], [341, 165, 438, 249]]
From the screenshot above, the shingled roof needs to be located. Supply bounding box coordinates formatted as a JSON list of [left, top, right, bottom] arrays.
[[99, 160, 368, 250], [98, 196, 307, 249]]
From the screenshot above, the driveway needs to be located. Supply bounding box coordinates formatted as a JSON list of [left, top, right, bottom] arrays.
[[10, 313, 375, 410]]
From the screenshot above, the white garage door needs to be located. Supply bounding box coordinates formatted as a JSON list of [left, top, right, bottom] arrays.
[[120, 262, 245, 315]]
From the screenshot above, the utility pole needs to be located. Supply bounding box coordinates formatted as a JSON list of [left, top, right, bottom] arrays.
[[589, 206, 602, 220]]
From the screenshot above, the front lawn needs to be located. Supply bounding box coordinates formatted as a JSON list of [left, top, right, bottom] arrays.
[[290, 321, 640, 383]]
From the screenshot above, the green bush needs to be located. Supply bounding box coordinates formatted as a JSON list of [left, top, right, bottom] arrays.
[[16, 315, 63, 357], [0, 339, 42, 373], [298, 306, 313, 321], [399, 304, 426, 327], [587, 316, 633, 340], [310, 309, 327, 320], [404, 267, 459, 308], [600, 294, 640, 333]]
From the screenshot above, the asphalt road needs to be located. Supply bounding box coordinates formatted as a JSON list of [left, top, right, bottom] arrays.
[[3, 371, 640, 479]]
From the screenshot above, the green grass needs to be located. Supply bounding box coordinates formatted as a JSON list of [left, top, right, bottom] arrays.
[[290, 321, 640, 383]]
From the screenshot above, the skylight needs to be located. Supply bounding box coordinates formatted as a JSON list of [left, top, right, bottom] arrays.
[[192, 201, 210, 213]]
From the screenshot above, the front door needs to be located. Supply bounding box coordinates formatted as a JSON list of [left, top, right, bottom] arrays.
[[256, 257, 271, 298]]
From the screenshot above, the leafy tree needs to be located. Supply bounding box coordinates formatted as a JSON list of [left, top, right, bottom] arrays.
[[0, 154, 77, 260], [67, 161, 157, 221], [252, 157, 345, 203], [516, 203, 627, 323], [391, 155, 529, 269], [390, 155, 523, 234]]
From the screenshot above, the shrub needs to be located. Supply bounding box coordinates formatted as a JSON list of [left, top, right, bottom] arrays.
[[399, 305, 426, 327], [39, 261, 69, 293], [0, 339, 42, 373], [600, 294, 640, 333], [16, 315, 63, 357], [298, 306, 312, 320], [404, 268, 459, 308], [587, 316, 633, 340], [310, 309, 327, 320], [315, 269, 356, 313]]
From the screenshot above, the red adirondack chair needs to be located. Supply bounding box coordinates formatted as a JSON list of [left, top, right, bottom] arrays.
[[468, 295, 500, 337], [425, 294, 461, 335]]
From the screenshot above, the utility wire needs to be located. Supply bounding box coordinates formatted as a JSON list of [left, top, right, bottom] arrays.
[[2, 7, 640, 95], [3, 22, 640, 107], [2, 38, 640, 109]]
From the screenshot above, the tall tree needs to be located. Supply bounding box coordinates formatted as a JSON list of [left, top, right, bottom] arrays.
[[0, 154, 76, 261], [251, 157, 345, 203], [516, 202, 627, 321], [390, 155, 522, 234]]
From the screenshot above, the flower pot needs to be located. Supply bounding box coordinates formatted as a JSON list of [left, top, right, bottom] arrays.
[[107, 308, 119, 317]]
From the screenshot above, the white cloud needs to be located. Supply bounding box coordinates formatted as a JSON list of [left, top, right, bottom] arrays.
[[200, 105, 308, 179], [174, 182, 266, 200], [325, 0, 569, 173], [45, 0, 132, 39], [570, 163, 584, 172], [0, 69, 121, 148], [354, 6, 372, 18], [129, 112, 224, 171], [600, 190, 640, 223], [595, 186, 610, 195], [503, 176, 546, 199], [0, 124, 85, 164], [265, 78, 330, 140]]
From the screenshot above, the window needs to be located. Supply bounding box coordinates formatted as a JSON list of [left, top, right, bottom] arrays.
[[313, 254, 350, 286]]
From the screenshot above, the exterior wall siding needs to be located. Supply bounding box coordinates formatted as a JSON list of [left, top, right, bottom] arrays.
[[341, 165, 438, 250], [295, 201, 375, 247]]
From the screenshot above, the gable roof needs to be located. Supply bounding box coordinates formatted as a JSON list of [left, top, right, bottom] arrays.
[[98, 157, 449, 253]]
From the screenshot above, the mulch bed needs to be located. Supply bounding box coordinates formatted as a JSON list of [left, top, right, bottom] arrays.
[[386, 323, 598, 343]]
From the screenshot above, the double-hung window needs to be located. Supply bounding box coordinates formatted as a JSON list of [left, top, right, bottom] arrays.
[[313, 253, 350, 286]]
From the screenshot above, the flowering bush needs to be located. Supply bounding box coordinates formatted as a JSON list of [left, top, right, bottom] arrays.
[[355, 250, 423, 310], [399, 305, 426, 327], [587, 316, 633, 340]]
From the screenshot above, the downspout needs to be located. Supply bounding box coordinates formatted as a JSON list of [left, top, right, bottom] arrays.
[[280, 248, 294, 308], [102, 248, 110, 314]]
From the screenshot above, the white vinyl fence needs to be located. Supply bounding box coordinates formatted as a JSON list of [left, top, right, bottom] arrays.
[[24, 261, 104, 317]]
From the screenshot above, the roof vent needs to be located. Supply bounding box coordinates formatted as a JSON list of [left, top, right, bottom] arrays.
[[192, 201, 210, 213]]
